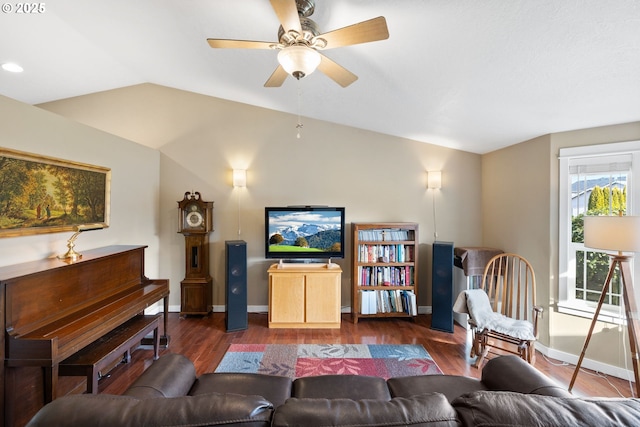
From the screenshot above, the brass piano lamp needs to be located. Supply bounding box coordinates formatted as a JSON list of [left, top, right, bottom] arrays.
[[58, 223, 105, 261]]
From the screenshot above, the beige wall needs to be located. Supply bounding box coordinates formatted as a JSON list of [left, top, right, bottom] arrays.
[[481, 134, 552, 345], [10, 81, 640, 374], [0, 95, 162, 283], [548, 123, 640, 369], [482, 121, 640, 371], [38, 84, 484, 312]]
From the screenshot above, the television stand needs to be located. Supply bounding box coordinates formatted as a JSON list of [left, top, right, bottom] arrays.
[[276, 259, 338, 269], [268, 262, 342, 328]]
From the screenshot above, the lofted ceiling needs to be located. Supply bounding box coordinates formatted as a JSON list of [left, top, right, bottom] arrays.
[[1, 0, 639, 154]]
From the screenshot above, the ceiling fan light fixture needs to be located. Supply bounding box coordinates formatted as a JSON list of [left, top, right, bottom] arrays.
[[277, 45, 321, 80]]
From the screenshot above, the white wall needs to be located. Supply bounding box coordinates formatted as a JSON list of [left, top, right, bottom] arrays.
[[39, 84, 484, 312], [154, 87, 483, 311], [0, 95, 162, 281], [25, 82, 640, 377]]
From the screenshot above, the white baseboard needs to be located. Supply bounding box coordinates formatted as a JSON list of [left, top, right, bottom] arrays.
[[160, 305, 431, 315], [212, 305, 269, 313], [174, 305, 432, 315], [535, 342, 635, 381], [340, 306, 431, 314], [148, 304, 268, 314]]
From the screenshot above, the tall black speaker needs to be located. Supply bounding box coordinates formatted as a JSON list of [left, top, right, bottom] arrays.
[[225, 240, 247, 332], [431, 241, 454, 333]]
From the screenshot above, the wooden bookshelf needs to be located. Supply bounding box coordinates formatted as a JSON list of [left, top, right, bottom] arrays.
[[351, 222, 419, 323]]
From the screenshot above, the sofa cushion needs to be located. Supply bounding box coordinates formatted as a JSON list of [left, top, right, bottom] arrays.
[[481, 354, 572, 397], [453, 391, 640, 427], [27, 392, 273, 427], [191, 372, 292, 407], [387, 374, 487, 402], [272, 393, 459, 427], [292, 374, 391, 400], [123, 353, 196, 398]]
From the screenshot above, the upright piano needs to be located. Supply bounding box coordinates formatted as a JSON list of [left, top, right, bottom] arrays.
[[0, 245, 170, 427]]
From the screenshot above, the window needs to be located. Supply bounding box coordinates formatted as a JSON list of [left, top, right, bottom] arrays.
[[559, 141, 640, 322]]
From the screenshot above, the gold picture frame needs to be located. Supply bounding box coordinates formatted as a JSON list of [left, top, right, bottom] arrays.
[[0, 147, 111, 237]]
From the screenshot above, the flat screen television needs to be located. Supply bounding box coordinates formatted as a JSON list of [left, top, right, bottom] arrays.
[[265, 206, 345, 260]]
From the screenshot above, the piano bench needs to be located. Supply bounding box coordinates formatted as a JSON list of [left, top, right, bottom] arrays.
[[59, 314, 160, 394]]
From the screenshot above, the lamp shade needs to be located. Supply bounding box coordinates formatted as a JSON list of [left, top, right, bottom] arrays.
[[428, 170, 442, 189], [584, 215, 640, 253], [233, 169, 246, 188], [277, 45, 321, 78]]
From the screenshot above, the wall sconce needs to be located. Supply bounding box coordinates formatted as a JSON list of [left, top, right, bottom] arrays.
[[58, 223, 105, 261], [233, 169, 247, 188], [232, 169, 247, 236], [428, 170, 442, 189], [427, 170, 442, 240]]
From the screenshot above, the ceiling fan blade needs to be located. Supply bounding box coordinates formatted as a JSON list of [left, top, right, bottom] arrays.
[[317, 54, 358, 87], [264, 65, 289, 87], [317, 16, 389, 49], [270, 0, 302, 34], [207, 39, 275, 49]]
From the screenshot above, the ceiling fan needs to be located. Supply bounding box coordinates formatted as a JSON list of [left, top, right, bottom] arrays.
[[206, 0, 389, 88]]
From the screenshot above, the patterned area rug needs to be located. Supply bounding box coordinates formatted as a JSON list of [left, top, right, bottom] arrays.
[[214, 344, 442, 379]]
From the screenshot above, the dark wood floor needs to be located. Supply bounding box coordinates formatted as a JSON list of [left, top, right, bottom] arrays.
[[98, 312, 635, 399], [16, 312, 634, 426]]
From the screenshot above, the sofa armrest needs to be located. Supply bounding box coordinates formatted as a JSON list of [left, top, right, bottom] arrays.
[[26, 393, 274, 427], [123, 353, 196, 398], [481, 355, 571, 397], [453, 391, 640, 427]]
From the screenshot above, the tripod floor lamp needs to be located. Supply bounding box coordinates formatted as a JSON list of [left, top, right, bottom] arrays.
[[569, 215, 640, 396]]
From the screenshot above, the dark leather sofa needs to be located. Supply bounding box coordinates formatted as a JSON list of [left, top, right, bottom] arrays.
[[27, 353, 640, 426]]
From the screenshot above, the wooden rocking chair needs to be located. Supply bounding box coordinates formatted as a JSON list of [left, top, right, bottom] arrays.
[[469, 253, 543, 368]]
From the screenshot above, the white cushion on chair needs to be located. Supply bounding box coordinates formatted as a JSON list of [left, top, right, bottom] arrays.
[[463, 289, 535, 341], [489, 313, 535, 340]]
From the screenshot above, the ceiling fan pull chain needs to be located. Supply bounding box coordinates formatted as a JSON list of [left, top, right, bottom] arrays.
[[296, 80, 303, 139]]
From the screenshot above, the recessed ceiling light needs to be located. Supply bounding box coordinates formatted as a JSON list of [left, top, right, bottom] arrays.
[[2, 63, 24, 73]]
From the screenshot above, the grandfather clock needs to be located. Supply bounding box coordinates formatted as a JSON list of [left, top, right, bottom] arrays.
[[178, 191, 214, 316]]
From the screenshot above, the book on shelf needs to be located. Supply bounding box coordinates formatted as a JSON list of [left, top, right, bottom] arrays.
[[359, 289, 376, 315], [405, 290, 417, 315], [352, 222, 418, 322], [358, 244, 414, 263], [357, 265, 414, 286], [357, 228, 413, 242], [358, 289, 417, 316]]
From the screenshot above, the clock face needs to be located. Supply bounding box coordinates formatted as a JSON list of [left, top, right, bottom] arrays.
[[179, 195, 212, 234], [186, 210, 204, 228]]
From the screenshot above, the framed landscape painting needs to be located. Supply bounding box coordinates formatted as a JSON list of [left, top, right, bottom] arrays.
[[0, 148, 111, 237]]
